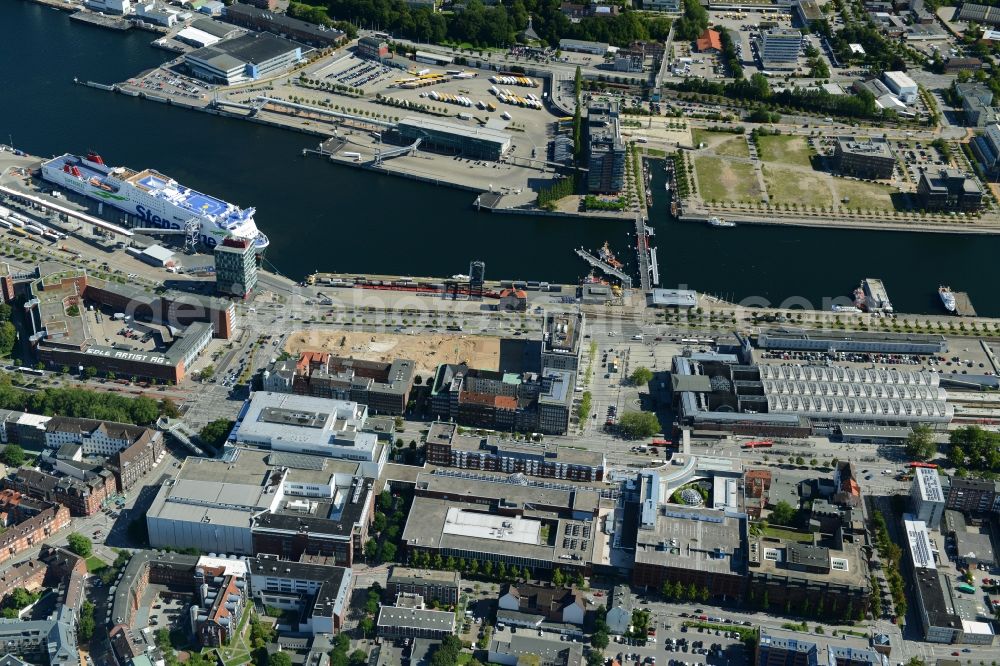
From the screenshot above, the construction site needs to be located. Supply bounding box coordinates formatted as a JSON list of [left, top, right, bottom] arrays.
[[284, 329, 502, 378]]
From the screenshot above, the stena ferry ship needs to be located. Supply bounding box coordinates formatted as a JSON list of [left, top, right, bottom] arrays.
[[40, 152, 268, 251]]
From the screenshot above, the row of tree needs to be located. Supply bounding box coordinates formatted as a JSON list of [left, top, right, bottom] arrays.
[[0, 377, 167, 425], [669, 74, 884, 120], [303, 0, 670, 47]]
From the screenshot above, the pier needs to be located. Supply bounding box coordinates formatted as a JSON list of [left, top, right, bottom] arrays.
[[954, 291, 977, 317], [69, 10, 131, 31], [0, 185, 133, 238], [633, 215, 658, 291], [575, 248, 632, 288]]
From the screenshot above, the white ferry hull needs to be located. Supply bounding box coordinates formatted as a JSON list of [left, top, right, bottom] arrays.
[[40, 153, 268, 251]]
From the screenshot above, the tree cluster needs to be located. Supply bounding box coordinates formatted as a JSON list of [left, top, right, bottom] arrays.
[[307, 0, 669, 48], [904, 424, 937, 461], [616, 411, 661, 439], [661, 580, 710, 603], [198, 419, 235, 450], [0, 587, 41, 618], [830, 23, 906, 73], [66, 533, 93, 558], [364, 489, 409, 564], [537, 176, 576, 209], [673, 0, 709, 42], [0, 378, 163, 425], [629, 367, 653, 387], [948, 425, 1000, 475], [871, 512, 907, 620], [669, 74, 883, 120], [0, 302, 15, 358]]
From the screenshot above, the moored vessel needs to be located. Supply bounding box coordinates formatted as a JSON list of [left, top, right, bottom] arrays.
[[40, 152, 268, 251]]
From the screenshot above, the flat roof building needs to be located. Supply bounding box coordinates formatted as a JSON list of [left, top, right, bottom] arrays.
[[882, 70, 918, 103], [147, 447, 373, 559], [833, 136, 896, 180], [649, 288, 697, 308], [917, 169, 984, 212], [912, 467, 946, 528], [247, 556, 352, 635], [16, 268, 227, 384], [757, 328, 947, 355], [215, 236, 258, 299], [223, 3, 345, 46], [387, 567, 460, 606], [558, 38, 609, 55], [587, 101, 626, 194], [231, 392, 386, 475], [377, 604, 455, 639], [760, 28, 802, 67], [633, 497, 747, 599], [185, 32, 303, 85], [403, 471, 604, 574], [394, 116, 511, 161]]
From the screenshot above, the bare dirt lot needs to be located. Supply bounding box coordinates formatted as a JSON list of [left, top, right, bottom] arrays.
[[285, 329, 502, 377]]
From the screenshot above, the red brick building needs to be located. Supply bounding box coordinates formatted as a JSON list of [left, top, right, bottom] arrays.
[[2, 467, 115, 517], [0, 490, 72, 566]]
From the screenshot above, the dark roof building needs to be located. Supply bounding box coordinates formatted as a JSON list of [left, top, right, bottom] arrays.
[[916, 169, 984, 211], [223, 3, 345, 46], [247, 556, 352, 635]]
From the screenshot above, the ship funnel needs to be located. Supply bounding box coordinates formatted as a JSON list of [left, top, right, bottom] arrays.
[[86, 151, 105, 165], [71, 166, 82, 177]]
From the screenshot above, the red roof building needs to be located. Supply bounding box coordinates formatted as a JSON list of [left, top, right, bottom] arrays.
[[696, 29, 722, 53]]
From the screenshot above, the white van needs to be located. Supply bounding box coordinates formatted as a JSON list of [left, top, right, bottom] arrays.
[[632, 334, 644, 341]]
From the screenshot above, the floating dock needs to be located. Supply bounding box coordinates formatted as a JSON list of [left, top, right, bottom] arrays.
[[575, 248, 632, 288], [954, 291, 977, 317]]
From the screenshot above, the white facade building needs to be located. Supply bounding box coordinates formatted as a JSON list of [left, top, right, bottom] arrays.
[[882, 71, 918, 104], [911, 467, 946, 528]]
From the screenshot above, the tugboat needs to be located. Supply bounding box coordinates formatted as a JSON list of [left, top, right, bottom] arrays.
[[598, 242, 624, 269]]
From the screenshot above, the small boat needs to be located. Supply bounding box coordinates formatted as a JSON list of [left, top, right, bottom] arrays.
[[832, 305, 861, 313], [853, 287, 866, 310], [598, 242, 624, 269], [939, 286, 956, 313], [707, 216, 735, 228]]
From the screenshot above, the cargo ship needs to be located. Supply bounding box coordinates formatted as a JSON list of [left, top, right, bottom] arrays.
[[40, 152, 268, 251], [939, 286, 956, 313]]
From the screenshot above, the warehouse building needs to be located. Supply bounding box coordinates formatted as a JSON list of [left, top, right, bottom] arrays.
[[882, 70, 918, 103], [833, 136, 896, 179], [756, 328, 947, 355], [587, 101, 626, 194], [393, 117, 512, 161], [185, 32, 304, 85], [223, 3, 345, 47], [558, 38, 610, 55]]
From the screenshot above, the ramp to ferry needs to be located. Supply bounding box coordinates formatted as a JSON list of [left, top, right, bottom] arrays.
[[0, 185, 132, 237]]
